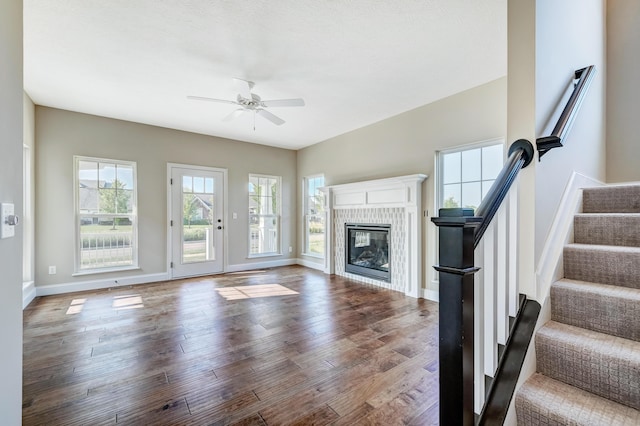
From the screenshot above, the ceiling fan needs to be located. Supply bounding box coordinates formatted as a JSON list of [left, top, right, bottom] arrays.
[[187, 78, 305, 127]]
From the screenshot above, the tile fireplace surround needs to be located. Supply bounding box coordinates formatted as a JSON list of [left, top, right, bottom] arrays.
[[321, 174, 427, 298]]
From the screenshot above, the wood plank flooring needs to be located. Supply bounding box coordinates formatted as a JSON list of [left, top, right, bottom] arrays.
[[23, 265, 439, 425]]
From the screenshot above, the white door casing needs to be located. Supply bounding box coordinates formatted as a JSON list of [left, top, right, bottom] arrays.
[[169, 164, 226, 278]]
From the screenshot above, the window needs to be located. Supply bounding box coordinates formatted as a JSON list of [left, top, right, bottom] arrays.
[[303, 175, 325, 257], [75, 156, 137, 272], [248, 174, 281, 256], [438, 141, 504, 211]]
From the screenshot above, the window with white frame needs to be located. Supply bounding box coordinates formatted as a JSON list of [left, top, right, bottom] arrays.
[[438, 142, 504, 212], [248, 174, 281, 256], [75, 156, 137, 272], [303, 175, 325, 257]]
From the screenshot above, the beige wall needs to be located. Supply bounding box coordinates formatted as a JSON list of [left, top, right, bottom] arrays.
[[0, 0, 24, 421], [507, 0, 537, 298], [35, 107, 297, 287], [534, 0, 607, 261], [606, 0, 640, 183], [297, 77, 508, 291]]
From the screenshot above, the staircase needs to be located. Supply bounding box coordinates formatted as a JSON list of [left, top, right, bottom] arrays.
[[516, 185, 640, 424]]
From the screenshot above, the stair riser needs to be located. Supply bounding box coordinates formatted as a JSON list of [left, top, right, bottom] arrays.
[[564, 247, 640, 288], [574, 215, 640, 247], [551, 284, 640, 341], [536, 330, 640, 410], [582, 186, 640, 213]]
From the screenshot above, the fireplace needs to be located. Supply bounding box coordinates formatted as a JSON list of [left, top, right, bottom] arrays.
[[345, 224, 391, 282], [322, 174, 427, 298]]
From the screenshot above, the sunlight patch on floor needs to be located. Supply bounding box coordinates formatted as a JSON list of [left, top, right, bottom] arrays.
[[112, 295, 144, 310], [65, 298, 87, 315], [216, 284, 299, 300]]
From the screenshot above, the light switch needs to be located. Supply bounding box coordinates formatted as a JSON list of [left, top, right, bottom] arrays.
[[1, 203, 17, 239]]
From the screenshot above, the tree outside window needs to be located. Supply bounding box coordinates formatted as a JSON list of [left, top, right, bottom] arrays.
[[76, 157, 137, 271]]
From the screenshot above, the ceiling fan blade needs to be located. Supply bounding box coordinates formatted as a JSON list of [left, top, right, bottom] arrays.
[[256, 109, 285, 126], [222, 108, 247, 122], [187, 95, 237, 105], [261, 98, 305, 108], [233, 78, 255, 100]]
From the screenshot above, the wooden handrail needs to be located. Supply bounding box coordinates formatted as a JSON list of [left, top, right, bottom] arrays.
[[536, 65, 596, 159]]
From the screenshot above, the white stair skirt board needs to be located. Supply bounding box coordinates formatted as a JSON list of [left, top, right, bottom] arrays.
[[535, 172, 604, 301]]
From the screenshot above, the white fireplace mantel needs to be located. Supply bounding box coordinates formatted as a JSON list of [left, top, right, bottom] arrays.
[[321, 174, 428, 298]]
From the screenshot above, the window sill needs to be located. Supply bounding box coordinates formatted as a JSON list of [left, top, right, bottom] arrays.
[[72, 265, 140, 277]]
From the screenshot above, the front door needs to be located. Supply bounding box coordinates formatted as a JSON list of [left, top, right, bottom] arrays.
[[169, 165, 225, 278]]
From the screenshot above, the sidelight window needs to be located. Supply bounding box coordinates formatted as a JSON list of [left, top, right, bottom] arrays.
[[249, 174, 281, 256]]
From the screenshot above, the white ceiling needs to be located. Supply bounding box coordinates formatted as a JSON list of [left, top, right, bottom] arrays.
[[23, 0, 506, 150]]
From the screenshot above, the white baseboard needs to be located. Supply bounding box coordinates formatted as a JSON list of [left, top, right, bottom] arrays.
[[35, 272, 171, 297], [535, 172, 604, 302], [23, 281, 36, 309], [226, 258, 298, 273], [296, 257, 325, 271], [423, 288, 439, 302]]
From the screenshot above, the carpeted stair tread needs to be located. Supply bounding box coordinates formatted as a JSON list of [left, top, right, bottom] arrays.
[[516, 373, 640, 425], [564, 244, 640, 288], [574, 213, 640, 247], [536, 321, 640, 410], [551, 279, 640, 341], [583, 185, 640, 213]]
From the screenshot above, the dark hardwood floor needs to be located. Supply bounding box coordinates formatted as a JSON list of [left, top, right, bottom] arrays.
[[23, 265, 439, 425]]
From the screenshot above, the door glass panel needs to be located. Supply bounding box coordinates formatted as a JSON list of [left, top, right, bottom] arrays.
[[182, 175, 215, 264]]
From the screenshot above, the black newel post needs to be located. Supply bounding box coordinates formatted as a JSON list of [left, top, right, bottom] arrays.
[[432, 208, 480, 426]]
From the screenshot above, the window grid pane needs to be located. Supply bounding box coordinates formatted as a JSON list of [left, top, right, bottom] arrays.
[[439, 143, 503, 212], [304, 176, 325, 256], [77, 157, 137, 271], [249, 174, 281, 255]]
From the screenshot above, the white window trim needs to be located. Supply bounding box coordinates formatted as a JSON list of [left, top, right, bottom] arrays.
[[248, 173, 282, 258], [302, 174, 325, 258], [74, 156, 139, 274]]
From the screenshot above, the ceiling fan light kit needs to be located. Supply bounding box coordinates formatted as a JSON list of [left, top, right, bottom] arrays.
[[188, 78, 305, 128]]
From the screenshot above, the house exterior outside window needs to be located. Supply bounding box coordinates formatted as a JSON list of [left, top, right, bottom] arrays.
[[303, 175, 325, 257], [248, 174, 281, 256], [75, 156, 138, 272]]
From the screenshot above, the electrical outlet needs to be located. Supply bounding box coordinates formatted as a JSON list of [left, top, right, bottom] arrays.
[[233, 212, 238, 219], [289, 246, 293, 253], [48, 266, 56, 275]]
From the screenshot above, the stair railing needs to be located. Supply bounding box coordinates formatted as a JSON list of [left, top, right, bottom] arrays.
[[536, 65, 596, 159], [431, 139, 539, 425]]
